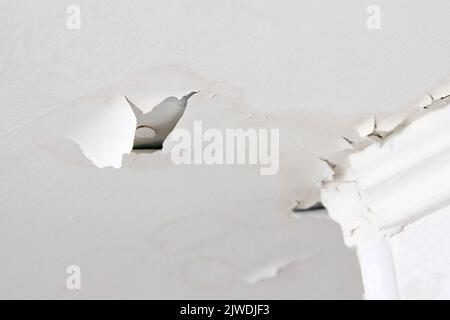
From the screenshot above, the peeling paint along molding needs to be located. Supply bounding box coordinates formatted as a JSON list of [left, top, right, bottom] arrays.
[[321, 89, 450, 299]]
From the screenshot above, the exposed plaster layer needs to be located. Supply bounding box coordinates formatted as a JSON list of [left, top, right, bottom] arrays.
[[129, 91, 198, 150]]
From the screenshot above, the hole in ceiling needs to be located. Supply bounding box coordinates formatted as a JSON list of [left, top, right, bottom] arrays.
[[127, 91, 199, 151]]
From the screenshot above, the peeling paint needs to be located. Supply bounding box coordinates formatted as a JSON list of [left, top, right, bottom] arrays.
[[321, 81, 450, 299]]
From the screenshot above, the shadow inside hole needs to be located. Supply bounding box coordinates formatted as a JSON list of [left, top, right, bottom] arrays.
[[127, 91, 199, 152], [132, 125, 164, 150]]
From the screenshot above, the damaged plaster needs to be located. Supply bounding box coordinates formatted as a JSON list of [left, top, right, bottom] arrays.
[[321, 81, 450, 299], [30, 65, 364, 297], [30, 70, 450, 300], [4, 0, 450, 300], [128, 91, 199, 150]]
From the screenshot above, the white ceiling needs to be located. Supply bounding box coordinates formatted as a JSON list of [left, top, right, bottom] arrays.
[[2, 0, 450, 299]]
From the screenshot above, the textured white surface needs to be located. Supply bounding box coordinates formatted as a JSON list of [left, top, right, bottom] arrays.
[[392, 206, 450, 299], [2, 0, 450, 299]]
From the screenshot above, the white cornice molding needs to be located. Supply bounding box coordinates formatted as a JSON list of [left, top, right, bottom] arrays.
[[321, 86, 450, 299]]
